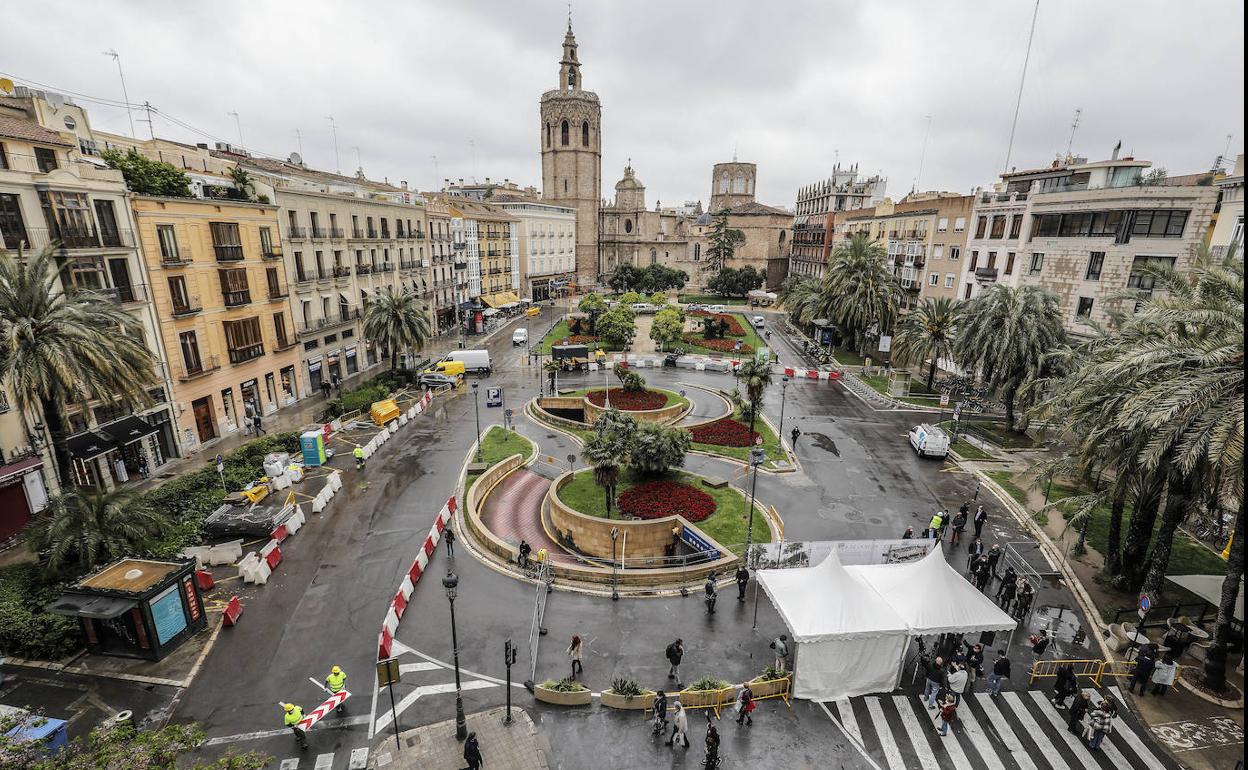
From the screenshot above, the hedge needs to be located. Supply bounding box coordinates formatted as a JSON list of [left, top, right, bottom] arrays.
[[0, 564, 81, 660]]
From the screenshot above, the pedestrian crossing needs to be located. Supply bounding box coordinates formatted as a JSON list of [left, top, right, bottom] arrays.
[[275, 748, 369, 770], [830, 687, 1178, 770]]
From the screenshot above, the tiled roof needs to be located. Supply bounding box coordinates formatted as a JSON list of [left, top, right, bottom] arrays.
[[220, 152, 408, 193], [717, 201, 791, 217], [0, 115, 74, 147]]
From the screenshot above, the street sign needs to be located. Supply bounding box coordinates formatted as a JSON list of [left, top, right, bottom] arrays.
[[940, 393, 950, 407], [376, 657, 401, 687], [486, 387, 503, 407], [1138, 593, 1152, 619], [215, 453, 224, 473], [878, 335, 892, 353]]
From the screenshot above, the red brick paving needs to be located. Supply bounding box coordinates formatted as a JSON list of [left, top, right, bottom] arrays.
[[478, 469, 572, 562]]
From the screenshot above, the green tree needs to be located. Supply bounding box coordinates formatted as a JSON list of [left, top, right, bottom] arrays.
[[619, 291, 644, 306], [0, 718, 267, 770], [704, 213, 745, 273], [955, 284, 1064, 431], [628, 422, 690, 477], [612, 362, 646, 392], [25, 488, 170, 575], [650, 307, 685, 350], [228, 166, 256, 201], [578, 293, 606, 313], [100, 148, 192, 197], [892, 297, 961, 391], [649, 291, 668, 306], [581, 410, 635, 517], [822, 234, 901, 356], [638, 264, 687, 293], [362, 286, 432, 371], [738, 357, 773, 434], [778, 275, 821, 324], [0, 246, 158, 485], [596, 305, 636, 348], [607, 264, 643, 293]]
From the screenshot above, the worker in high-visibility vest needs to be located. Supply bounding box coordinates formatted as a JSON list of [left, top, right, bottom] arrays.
[[282, 702, 308, 750], [353, 445, 365, 470], [326, 666, 347, 714]]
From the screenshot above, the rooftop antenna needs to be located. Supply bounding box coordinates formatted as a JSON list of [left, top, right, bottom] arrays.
[[1066, 108, 1082, 157], [432, 155, 440, 190], [914, 115, 933, 192], [326, 115, 340, 174], [139, 101, 154, 139], [227, 111, 245, 151], [732, 143, 738, 163], [353, 146, 362, 174], [295, 128, 304, 157], [101, 49, 136, 138], [1003, 0, 1041, 173]]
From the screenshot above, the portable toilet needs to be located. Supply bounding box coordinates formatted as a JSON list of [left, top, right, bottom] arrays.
[[1, 706, 69, 757], [300, 430, 326, 467]]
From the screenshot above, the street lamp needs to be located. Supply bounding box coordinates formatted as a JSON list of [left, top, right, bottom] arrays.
[[744, 446, 766, 549], [471, 383, 482, 462], [442, 571, 468, 741], [610, 527, 620, 601], [778, 376, 790, 441], [603, 357, 611, 409]]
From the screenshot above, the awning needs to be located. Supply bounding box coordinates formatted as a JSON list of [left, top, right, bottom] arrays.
[[1166, 574, 1244, 622], [98, 415, 160, 446], [45, 593, 137, 620], [481, 291, 521, 308], [66, 430, 115, 460], [0, 456, 42, 485]]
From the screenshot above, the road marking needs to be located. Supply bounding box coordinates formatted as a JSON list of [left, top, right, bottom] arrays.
[[349, 747, 370, 769], [314, 753, 334, 770], [1002, 691, 1072, 769], [815, 701, 883, 770], [891, 695, 940, 770], [279, 760, 299, 770], [929, 698, 972, 768], [202, 715, 369, 746], [395, 641, 526, 688], [399, 662, 440, 675], [1030, 689, 1130, 769], [373, 680, 496, 733], [864, 696, 906, 770], [952, 696, 1006, 770], [973, 693, 1039, 770], [833, 697, 862, 747], [1105, 688, 1174, 767]]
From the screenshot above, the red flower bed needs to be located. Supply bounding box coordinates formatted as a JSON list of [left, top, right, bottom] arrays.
[[585, 388, 668, 411], [682, 333, 754, 354], [689, 418, 760, 447], [567, 335, 598, 345], [688, 311, 746, 336], [618, 480, 716, 522]]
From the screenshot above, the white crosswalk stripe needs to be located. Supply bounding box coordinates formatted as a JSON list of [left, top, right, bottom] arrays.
[[1027, 690, 1131, 770], [891, 696, 941, 770], [1105, 687, 1170, 770], [1002, 691, 1073, 769], [952, 696, 1007, 770], [834, 697, 863, 747], [864, 695, 906, 770], [975, 693, 1041, 770]]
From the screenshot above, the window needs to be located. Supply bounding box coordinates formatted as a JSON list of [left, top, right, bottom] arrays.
[[1127, 256, 1176, 295], [545, 123, 551, 147], [968, 251, 978, 271], [1030, 213, 1060, 239], [0, 193, 28, 250], [928, 272, 939, 286], [974, 216, 988, 239], [94, 200, 122, 246], [266, 267, 283, 297], [1029, 252, 1045, 275], [274, 312, 289, 348], [157, 224, 181, 261], [1004, 252, 1016, 275], [582, 121, 590, 147], [34, 147, 58, 173], [954, 217, 966, 233], [0, 142, 8, 170], [1085, 251, 1105, 280], [179, 331, 203, 373], [624, 219, 633, 234], [39, 190, 96, 247], [986, 251, 997, 269], [168, 276, 192, 313], [259, 226, 275, 256], [1008, 215, 1023, 239], [1131, 209, 1189, 238], [945, 273, 955, 288], [932, 245, 944, 260], [964, 283, 973, 299], [989, 216, 1007, 239], [561, 120, 569, 146], [948, 246, 960, 261], [209, 222, 243, 261], [1076, 297, 1094, 318], [223, 317, 264, 363], [937, 217, 948, 232], [219, 268, 251, 306]]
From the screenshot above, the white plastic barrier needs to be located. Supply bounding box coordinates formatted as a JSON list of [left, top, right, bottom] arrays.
[[181, 538, 244, 567], [270, 474, 292, 491], [398, 413, 408, 426], [330, 471, 343, 491], [311, 492, 327, 513], [389, 422, 398, 435], [283, 509, 303, 535], [238, 552, 271, 584], [286, 464, 306, 483]]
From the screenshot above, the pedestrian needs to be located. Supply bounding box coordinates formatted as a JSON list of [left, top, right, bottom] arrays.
[[667, 701, 689, 749], [1068, 691, 1092, 734], [902, 526, 914, 539], [997, 576, 1017, 610], [735, 684, 754, 726], [1162, 624, 1192, 660], [986, 544, 1003, 578], [326, 665, 347, 714], [959, 500, 970, 517], [987, 649, 1011, 697], [463, 730, 483, 769], [946, 663, 968, 706], [253, 411, 266, 436], [973, 505, 987, 539], [320, 379, 332, 399], [967, 644, 985, 686], [651, 690, 668, 735], [972, 557, 991, 592], [922, 655, 946, 709], [354, 444, 366, 470], [666, 639, 685, 683], [966, 538, 985, 570], [1150, 653, 1177, 696], [950, 510, 967, 547], [928, 510, 945, 541], [791, 426, 801, 446], [331, 373, 341, 393], [244, 400, 256, 436], [735, 565, 750, 602], [443, 525, 456, 558], [567, 635, 583, 678], [1086, 700, 1116, 750], [704, 721, 721, 769], [936, 693, 958, 737], [996, 564, 1017, 600], [1013, 581, 1035, 619], [769, 634, 790, 673], [1051, 662, 1078, 708], [281, 703, 308, 750], [704, 573, 718, 615], [518, 539, 532, 569]]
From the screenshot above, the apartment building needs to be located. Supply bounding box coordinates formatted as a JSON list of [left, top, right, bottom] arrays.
[[132, 194, 299, 450], [790, 164, 887, 281], [1209, 154, 1243, 259], [425, 197, 460, 333], [445, 198, 520, 313], [958, 155, 1219, 335], [498, 201, 576, 301], [0, 90, 178, 538]]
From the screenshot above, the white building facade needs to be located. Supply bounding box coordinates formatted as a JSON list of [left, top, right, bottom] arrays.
[[499, 201, 577, 300]]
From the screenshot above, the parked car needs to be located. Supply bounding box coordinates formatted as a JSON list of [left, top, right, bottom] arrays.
[[751, 315, 766, 328], [630, 302, 654, 314], [512, 328, 529, 346], [418, 372, 461, 389], [685, 303, 705, 312], [708, 304, 726, 314], [908, 424, 950, 459]]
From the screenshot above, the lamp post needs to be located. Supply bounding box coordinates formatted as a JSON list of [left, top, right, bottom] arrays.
[[778, 376, 790, 440], [471, 383, 482, 462], [610, 527, 620, 601], [745, 446, 766, 549], [603, 357, 611, 409], [442, 571, 468, 740]]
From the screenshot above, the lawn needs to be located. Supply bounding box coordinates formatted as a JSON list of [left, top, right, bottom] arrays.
[[957, 420, 1035, 449], [678, 294, 749, 305], [949, 439, 994, 461], [465, 426, 535, 498], [861, 374, 943, 407], [558, 468, 772, 554], [689, 407, 787, 469], [535, 319, 603, 354]]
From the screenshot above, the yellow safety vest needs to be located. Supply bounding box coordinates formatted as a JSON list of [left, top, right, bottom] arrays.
[[354, 446, 365, 459], [326, 672, 346, 693], [929, 514, 943, 530], [284, 707, 303, 727]]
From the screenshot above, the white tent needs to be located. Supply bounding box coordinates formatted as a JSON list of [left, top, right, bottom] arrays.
[[756, 551, 910, 700], [847, 546, 1018, 636]]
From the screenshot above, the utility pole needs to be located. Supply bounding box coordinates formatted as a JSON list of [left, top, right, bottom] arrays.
[[326, 115, 341, 174], [295, 128, 304, 158], [1003, 0, 1041, 173], [914, 115, 933, 193], [1066, 108, 1082, 157], [101, 49, 136, 138], [139, 102, 155, 139]]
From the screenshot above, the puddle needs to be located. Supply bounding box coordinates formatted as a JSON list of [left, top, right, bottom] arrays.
[[808, 432, 840, 457], [1031, 604, 1092, 651]]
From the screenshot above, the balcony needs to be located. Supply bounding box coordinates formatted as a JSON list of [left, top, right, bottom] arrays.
[[295, 270, 315, 284], [380, 231, 391, 241], [974, 267, 999, 283], [400, 260, 419, 270], [160, 248, 192, 267], [356, 264, 373, 276], [367, 229, 379, 239], [333, 266, 352, 278], [227, 343, 265, 365], [352, 228, 366, 239], [315, 267, 331, 281], [288, 226, 307, 239], [214, 244, 245, 262], [454, 260, 468, 269], [171, 295, 203, 317], [274, 336, 297, 352], [222, 289, 252, 307], [295, 308, 361, 338], [100, 283, 149, 305], [261, 246, 284, 260], [268, 285, 289, 300], [487, 249, 500, 257], [414, 231, 425, 240], [311, 227, 328, 239], [328, 227, 345, 239], [901, 279, 922, 293], [177, 354, 221, 381], [453, 241, 465, 251]]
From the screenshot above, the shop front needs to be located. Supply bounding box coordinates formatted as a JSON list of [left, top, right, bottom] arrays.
[[306, 356, 324, 393], [344, 345, 359, 376], [67, 414, 173, 488], [0, 455, 48, 542], [46, 558, 206, 661]]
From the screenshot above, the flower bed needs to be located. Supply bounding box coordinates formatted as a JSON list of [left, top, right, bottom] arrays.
[[566, 335, 599, 345], [618, 480, 716, 522], [688, 311, 747, 336], [585, 388, 667, 411], [681, 333, 754, 355], [689, 417, 760, 447]]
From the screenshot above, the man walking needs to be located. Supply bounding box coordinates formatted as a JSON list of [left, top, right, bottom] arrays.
[[735, 565, 750, 602], [518, 539, 531, 569], [443, 524, 456, 558], [651, 689, 668, 735], [973, 505, 987, 539], [996, 566, 1018, 603], [987, 650, 1011, 697], [1068, 690, 1092, 733], [791, 426, 801, 447], [735, 684, 754, 726], [966, 538, 985, 571], [666, 639, 685, 683], [704, 574, 718, 615], [986, 543, 1003, 578], [463, 730, 483, 769], [928, 510, 945, 542], [281, 703, 308, 750], [950, 509, 967, 547], [923, 655, 946, 709]]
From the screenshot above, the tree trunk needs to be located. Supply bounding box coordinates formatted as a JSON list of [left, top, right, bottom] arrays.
[[1104, 480, 1129, 577], [1201, 502, 1244, 693], [926, 359, 937, 392], [39, 396, 72, 487], [605, 485, 613, 518], [1003, 383, 1018, 431], [1142, 467, 1193, 599], [390, 349, 398, 372], [1119, 472, 1164, 591]]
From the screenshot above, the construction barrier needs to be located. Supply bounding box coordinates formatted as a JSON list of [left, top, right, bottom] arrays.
[[377, 495, 456, 661], [297, 690, 350, 732], [222, 595, 243, 626], [195, 569, 215, 591], [1028, 657, 1188, 691]]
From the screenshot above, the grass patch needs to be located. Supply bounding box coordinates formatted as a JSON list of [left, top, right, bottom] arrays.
[[465, 426, 534, 498], [558, 468, 772, 553], [829, 345, 867, 367], [678, 294, 749, 305], [535, 320, 600, 354], [678, 313, 769, 358], [949, 439, 994, 461], [861, 374, 942, 406], [985, 470, 1048, 526], [958, 420, 1034, 449], [689, 407, 787, 468]]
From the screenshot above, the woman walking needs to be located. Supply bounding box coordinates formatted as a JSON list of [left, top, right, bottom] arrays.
[[1051, 662, 1078, 708], [735, 684, 755, 726], [936, 693, 958, 737], [1151, 654, 1178, 696], [1086, 700, 1117, 750], [566, 635, 583, 678], [666, 701, 689, 749]]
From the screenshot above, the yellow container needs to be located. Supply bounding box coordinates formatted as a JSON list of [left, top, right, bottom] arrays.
[[370, 399, 400, 426]]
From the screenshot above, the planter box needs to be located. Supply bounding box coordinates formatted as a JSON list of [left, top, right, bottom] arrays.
[[676, 686, 735, 711], [534, 683, 592, 706], [601, 690, 656, 711], [748, 675, 791, 700]]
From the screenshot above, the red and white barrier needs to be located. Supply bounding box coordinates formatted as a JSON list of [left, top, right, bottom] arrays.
[[378, 495, 456, 660], [222, 595, 243, 626], [779, 366, 842, 381], [296, 690, 350, 732]]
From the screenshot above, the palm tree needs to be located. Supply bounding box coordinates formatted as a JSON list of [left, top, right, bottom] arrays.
[[0, 246, 157, 485], [892, 297, 961, 391], [582, 410, 635, 517], [362, 286, 432, 371], [25, 488, 169, 574], [737, 358, 773, 436], [228, 166, 255, 201], [821, 234, 900, 355], [955, 284, 1064, 431]]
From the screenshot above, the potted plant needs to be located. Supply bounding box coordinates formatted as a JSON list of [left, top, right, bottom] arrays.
[[601, 676, 656, 710], [534, 676, 592, 706], [678, 676, 734, 710], [748, 665, 792, 699]]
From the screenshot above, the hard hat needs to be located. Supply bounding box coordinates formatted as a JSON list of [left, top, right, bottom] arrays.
[[331, 666, 342, 675], [282, 703, 295, 712]]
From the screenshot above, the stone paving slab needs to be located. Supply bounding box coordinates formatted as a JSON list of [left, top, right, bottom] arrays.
[[371, 707, 548, 770]]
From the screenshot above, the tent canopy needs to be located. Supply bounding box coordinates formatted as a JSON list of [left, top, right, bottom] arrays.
[[757, 550, 908, 642], [848, 546, 1018, 635], [1166, 574, 1244, 622]]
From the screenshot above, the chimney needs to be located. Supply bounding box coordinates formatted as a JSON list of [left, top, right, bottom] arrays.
[[1111, 140, 1122, 161]]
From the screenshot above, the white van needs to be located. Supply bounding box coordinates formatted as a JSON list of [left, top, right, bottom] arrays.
[[512, 328, 529, 346], [442, 349, 492, 375], [630, 302, 653, 314], [707, 304, 726, 314], [908, 424, 950, 459]]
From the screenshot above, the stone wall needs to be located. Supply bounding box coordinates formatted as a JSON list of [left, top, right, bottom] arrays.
[[582, 396, 687, 425]]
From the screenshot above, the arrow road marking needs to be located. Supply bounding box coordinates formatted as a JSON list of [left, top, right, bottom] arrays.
[[372, 680, 496, 733], [202, 715, 370, 746]]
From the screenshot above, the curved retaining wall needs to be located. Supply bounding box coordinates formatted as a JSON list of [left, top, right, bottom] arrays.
[[582, 395, 689, 425]]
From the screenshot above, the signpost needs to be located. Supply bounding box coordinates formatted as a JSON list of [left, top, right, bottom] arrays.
[[938, 392, 950, 425], [503, 639, 518, 725], [376, 657, 402, 752], [486, 387, 503, 408]]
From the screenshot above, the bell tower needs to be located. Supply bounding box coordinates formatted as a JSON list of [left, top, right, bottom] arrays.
[[541, 21, 602, 285]]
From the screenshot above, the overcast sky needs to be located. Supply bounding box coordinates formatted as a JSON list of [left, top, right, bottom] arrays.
[[3, 1, 1243, 208]]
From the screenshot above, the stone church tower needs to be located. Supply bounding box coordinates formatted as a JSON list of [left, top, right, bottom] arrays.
[[709, 161, 757, 212], [540, 22, 602, 285]]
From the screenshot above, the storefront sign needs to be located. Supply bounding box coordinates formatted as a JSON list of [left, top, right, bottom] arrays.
[[182, 576, 201, 622]]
